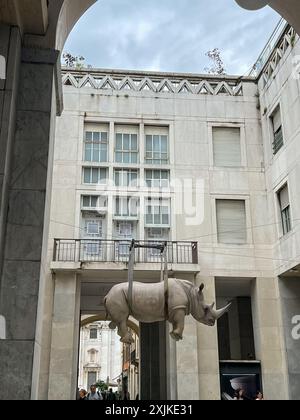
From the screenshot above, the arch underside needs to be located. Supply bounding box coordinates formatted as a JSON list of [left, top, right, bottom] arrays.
[[235, 0, 300, 36], [81, 315, 140, 336]]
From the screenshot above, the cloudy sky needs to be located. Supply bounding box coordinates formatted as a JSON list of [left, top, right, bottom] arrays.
[[64, 0, 281, 75]]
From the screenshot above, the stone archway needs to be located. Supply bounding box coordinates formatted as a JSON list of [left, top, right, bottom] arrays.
[[79, 315, 139, 398], [81, 315, 140, 336], [235, 0, 300, 35]]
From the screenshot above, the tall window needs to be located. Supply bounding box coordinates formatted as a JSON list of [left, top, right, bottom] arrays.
[[114, 197, 139, 218], [83, 167, 107, 184], [212, 127, 241, 167], [271, 106, 283, 155], [115, 133, 138, 163], [90, 328, 97, 339], [145, 135, 169, 164], [114, 169, 138, 187], [114, 222, 134, 257], [278, 184, 291, 235], [145, 198, 170, 227], [83, 219, 102, 256], [88, 372, 97, 389], [84, 131, 108, 162], [216, 200, 247, 244], [145, 170, 169, 188], [89, 349, 96, 363]]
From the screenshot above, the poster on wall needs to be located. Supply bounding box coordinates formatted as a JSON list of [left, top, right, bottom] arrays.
[[220, 373, 262, 400]]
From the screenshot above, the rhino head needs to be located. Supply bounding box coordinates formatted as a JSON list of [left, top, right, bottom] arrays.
[[190, 283, 231, 327]]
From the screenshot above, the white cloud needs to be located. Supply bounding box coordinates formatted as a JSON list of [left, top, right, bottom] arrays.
[[64, 0, 281, 75]]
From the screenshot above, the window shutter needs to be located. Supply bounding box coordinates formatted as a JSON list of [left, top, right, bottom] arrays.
[[216, 200, 247, 244], [272, 107, 282, 132], [279, 185, 289, 210], [213, 127, 241, 167]]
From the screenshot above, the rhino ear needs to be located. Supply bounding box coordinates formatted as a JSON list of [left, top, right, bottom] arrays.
[[199, 283, 204, 293]]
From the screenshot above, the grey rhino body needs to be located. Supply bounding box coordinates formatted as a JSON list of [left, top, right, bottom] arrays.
[[104, 278, 230, 344]]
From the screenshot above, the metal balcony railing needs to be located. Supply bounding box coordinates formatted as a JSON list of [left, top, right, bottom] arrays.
[[53, 239, 198, 265], [272, 128, 284, 155]]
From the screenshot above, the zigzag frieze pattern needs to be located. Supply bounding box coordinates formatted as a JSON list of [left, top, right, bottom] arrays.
[[260, 26, 297, 85], [62, 72, 244, 96]]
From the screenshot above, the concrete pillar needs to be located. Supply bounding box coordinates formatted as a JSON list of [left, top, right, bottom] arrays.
[[196, 275, 220, 400], [251, 277, 289, 400], [48, 272, 81, 400], [0, 38, 59, 399], [166, 323, 178, 400], [279, 277, 300, 400], [0, 24, 21, 279], [140, 322, 167, 400]]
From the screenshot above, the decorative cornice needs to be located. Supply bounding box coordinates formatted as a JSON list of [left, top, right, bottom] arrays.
[[61, 69, 249, 97], [257, 26, 297, 86]]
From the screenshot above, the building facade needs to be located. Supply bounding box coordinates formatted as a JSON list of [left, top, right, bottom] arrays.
[[43, 23, 300, 400], [78, 321, 122, 392], [122, 328, 140, 400]]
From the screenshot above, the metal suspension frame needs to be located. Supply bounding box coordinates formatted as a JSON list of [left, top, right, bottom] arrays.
[[128, 240, 169, 317]]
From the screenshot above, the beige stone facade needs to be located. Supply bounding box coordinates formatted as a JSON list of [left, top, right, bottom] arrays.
[[31, 23, 298, 400]]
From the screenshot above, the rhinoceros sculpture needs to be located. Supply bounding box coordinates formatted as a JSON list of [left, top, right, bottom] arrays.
[[104, 278, 231, 344]]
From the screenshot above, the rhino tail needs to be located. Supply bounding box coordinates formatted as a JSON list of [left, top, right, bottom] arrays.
[[103, 297, 110, 321], [104, 296, 116, 329]]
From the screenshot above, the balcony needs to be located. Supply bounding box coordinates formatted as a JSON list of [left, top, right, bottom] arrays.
[[53, 239, 198, 265]]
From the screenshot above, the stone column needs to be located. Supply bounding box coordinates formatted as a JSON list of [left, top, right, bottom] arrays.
[[0, 40, 59, 400], [140, 322, 167, 400], [48, 272, 81, 400], [279, 277, 300, 400], [196, 275, 220, 400], [166, 323, 178, 400], [0, 24, 21, 278], [251, 277, 289, 400], [176, 315, 200, 400]]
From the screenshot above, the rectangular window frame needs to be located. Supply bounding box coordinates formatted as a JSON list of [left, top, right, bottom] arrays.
[[145, 134, 169, 165], [215, 198, 248, 245], [83, 167, 107, 185], [145, 169, 170, 188], [277, 183, 292, 237], [84, 131, 108, 163], [145, 198, 171, 227], [114, 169, 139, 187], [270, 105, 284, 155], [208, 123, 247, 168], [114, 197, 139, 219], [115, 133, 139, 164], [212, 126, 242, 168], [90, 328, 97, 340]]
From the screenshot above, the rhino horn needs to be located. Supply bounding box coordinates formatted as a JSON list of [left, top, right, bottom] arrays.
[[212, 302, 232, 320]]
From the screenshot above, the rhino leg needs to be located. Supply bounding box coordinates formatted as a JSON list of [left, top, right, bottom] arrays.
[[118, 320, 134, 345], [170, 309, 185, 341]]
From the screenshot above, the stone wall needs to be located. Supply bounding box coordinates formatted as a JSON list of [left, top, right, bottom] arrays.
[[280, 278, 300, 400], [0, 33, 59, 398]]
